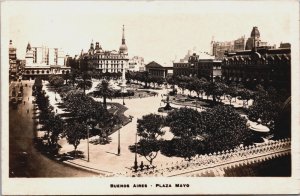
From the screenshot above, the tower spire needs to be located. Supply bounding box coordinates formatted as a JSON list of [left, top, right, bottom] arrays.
[[122, 25, 125, 44]]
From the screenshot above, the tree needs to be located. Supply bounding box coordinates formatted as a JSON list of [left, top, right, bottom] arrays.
[[49, 75, 65, 88], [41, 112, 64, 153], [191, 78, 206, 99], [203, 105, 252, 152], [95, 80, 114, 109], [95, 104, 120, 142], [238, 88, 253, 106], [166, 76, 177, 91], [151, 76, 164, 88], [33, 77, 43, 92], [248, 87, 282, 131], [134, 114, 165, 165], [76, 72, 92, 94], [204, 82, 227, 103], [63, 121, 87, 157], [166, 107, 205, 138], [225, 86, 238, 105]]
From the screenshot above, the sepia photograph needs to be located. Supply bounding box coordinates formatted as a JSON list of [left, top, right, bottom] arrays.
[[1, 0, 299, 195]]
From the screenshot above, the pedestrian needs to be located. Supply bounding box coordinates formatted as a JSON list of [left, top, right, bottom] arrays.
[[27, 109, 29, 113], [23, 101, 25, 105]]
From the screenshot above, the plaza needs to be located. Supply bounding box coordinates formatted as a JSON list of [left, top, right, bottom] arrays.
[[29, 77, 276, 176]]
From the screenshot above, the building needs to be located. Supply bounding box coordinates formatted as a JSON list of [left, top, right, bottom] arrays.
[[173, 50, 194, 76], [211, 36, 246, 59], [128, 56, 145, 72], [145, 61, 171, 78], [222, 46, 291, 90], [173, 51, 221, 81], [212, 27, 276, 60], [23, 43, 70, 79], [79, 25, 129, 76], [9, 40, 17, 78], [196, 52, 222, 82], [245, 26, 270, 50]]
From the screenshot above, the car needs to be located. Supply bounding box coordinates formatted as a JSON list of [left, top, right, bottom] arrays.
[[10, 98, 18, 109]]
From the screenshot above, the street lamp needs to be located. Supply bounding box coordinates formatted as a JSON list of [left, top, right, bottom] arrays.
[[86, 118, 92, 162], [133, 130, 138, 172], [117, 128, 121, 156], [122, 91, 125, 105]]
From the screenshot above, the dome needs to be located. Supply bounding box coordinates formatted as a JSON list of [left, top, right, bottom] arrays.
[[119, 44, 128, 53], [250, 26, 260, 38]]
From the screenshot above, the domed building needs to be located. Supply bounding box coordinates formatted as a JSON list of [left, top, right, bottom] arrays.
[[79, 25, 129, 75], [245, 26, 268, 50]]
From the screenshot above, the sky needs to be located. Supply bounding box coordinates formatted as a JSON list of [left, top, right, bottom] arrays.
[[4, 1, 297, 65]]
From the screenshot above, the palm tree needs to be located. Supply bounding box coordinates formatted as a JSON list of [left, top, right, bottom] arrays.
[[95, 80, 114, 109]]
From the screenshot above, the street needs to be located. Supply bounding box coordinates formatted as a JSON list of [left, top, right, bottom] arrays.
[[9, 80, 98, 177]]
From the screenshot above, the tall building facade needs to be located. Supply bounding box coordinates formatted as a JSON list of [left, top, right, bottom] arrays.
[[211, 36, 246, 59], [9, 40, 17, 77], [80, 25, 129, 75], [23, 43, 70, 79]]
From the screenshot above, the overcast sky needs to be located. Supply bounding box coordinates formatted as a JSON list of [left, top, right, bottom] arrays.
[[5, 1, 297, 65]]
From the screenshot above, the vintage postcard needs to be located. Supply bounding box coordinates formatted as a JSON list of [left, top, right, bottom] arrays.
[[1, 0, 300, 195]]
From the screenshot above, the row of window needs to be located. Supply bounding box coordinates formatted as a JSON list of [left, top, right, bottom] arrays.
[[88, 55, 126, 60], [24, 70, 70, 74], [99, 65, 123, 69], [223, 59, 290, 65]]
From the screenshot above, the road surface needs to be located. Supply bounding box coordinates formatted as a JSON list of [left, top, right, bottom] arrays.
[[9, 80, 98, 177]]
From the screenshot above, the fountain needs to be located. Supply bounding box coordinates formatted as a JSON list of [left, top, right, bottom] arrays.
[[158, 93, 175, 113]]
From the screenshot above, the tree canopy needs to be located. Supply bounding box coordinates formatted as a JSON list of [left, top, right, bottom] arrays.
[[166, 107, 206, 138]]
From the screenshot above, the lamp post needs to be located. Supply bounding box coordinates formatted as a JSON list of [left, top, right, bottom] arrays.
[[87, 119, 91, 162], [87, 125, 90, 162], [120, 62, 126, 105], [117, 128, 121, 156], [122, 91, 125, 105], [134, 131, 138, 172]]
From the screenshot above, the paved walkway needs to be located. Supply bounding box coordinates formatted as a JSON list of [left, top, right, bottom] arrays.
[[57, 86, 184, 174]]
